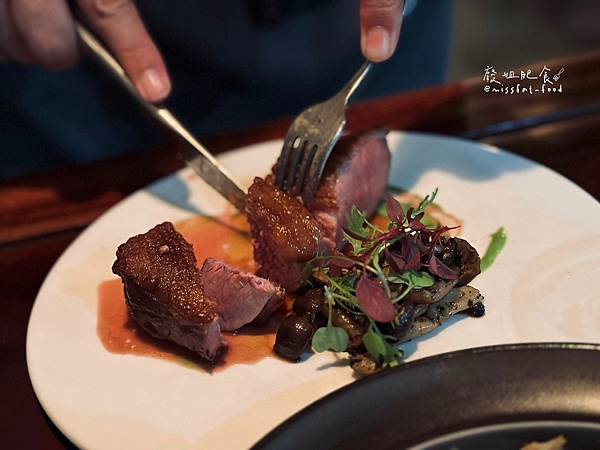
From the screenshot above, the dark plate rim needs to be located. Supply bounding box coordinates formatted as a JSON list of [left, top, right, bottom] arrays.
[[252, 342, 600, 449]]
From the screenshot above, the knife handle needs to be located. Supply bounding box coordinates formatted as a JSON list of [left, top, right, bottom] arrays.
[[73, 21, 248, 211]]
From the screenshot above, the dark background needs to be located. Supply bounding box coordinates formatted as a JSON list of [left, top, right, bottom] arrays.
[[449, 0, 600, 80], [1, 0, 599, 180]]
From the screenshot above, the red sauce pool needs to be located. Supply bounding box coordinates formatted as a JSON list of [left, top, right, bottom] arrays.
[[96, 214, 289, 372]]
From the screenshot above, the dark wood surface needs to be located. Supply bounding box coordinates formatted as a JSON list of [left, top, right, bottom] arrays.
[[2, 52, 599, 449]]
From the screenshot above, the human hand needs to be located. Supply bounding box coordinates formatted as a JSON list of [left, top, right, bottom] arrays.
[[0, 0, 170, 102], [360, 0, 405, 62]]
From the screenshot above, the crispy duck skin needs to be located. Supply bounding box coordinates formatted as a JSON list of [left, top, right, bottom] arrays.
[[112, 222, 226, 361], [246, 177, 329, 292]]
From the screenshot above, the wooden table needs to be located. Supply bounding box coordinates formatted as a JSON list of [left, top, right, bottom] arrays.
[[2, 52, 599, 449]]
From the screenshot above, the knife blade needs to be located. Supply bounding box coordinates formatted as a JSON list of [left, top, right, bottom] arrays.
[[75, 22, 247, 212], [154, 108, 247, 212]]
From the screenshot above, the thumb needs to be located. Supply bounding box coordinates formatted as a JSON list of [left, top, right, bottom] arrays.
[[360, 0, 404, 62]]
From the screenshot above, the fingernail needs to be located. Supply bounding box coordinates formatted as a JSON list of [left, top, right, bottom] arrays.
[[362, 26, 391, 62], [137, 68, 170, 102]]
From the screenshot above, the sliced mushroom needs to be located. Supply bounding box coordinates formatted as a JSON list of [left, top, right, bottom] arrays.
[[453, 238, 481, 286], [404, 279, 458, 304], [401, 285, 484, 341]]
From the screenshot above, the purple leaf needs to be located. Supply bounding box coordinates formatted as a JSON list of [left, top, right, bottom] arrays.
[[385, 196, 405, 223], [429, 255, 458, 280], [356, 275, 396, 323], [378, 227, 404, 245], [387, 237, 421, 273], [401, 237, 421, 270], [409, 212, 427, 231], [430, 226, 459, 247], [422, 226, 450, 252], [387, 249, 408, 273], [415, 238, 430, 253]]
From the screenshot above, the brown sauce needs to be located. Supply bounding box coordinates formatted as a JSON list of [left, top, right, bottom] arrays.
[[96, 214, 288, 372], [176, 213, 255, 273], [371, 214, 391, 231]]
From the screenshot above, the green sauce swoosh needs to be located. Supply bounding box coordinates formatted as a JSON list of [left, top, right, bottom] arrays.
[[480, 227, 507, 272]]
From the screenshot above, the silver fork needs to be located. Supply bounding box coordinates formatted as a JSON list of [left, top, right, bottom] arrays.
[[275, 62, 372, 201]]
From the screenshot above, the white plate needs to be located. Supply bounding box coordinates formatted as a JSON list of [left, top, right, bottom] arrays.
[[27, 132, 600, 450]]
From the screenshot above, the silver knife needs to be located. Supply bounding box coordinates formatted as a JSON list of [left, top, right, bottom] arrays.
[[74, 22, 247, 212]]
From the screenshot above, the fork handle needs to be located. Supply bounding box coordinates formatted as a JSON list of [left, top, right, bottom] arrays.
[[339, 61, 372, 104]]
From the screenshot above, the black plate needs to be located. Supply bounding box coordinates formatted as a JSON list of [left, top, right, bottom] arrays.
[[253, 343, 600, 450]]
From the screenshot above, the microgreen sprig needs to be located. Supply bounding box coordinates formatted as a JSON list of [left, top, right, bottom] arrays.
[[305, 188, 456, 368], [312, 287, 350, 353]]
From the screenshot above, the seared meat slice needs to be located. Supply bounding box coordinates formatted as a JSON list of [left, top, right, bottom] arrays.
[[201, 258, 285, 330], [307, 131, 391, 247], [246, 177, 328, 292], [112, 222, 226, 362]]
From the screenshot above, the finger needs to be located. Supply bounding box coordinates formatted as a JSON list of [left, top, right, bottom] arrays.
[[77, 0, 171, 102], [0, 0, 33, 63], [9, 0, 79, 69], [360, 0, 404, 62]]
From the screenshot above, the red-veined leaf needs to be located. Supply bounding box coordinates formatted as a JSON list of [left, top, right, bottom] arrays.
[[401, 237, 421, 270], [429, 225, 460, 248], [356, 275, 396, 322], [409, 212, 427, 231], [429, 254, 458, 280], [385, 195, 405, 224], [386, 249, 408, 273]]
